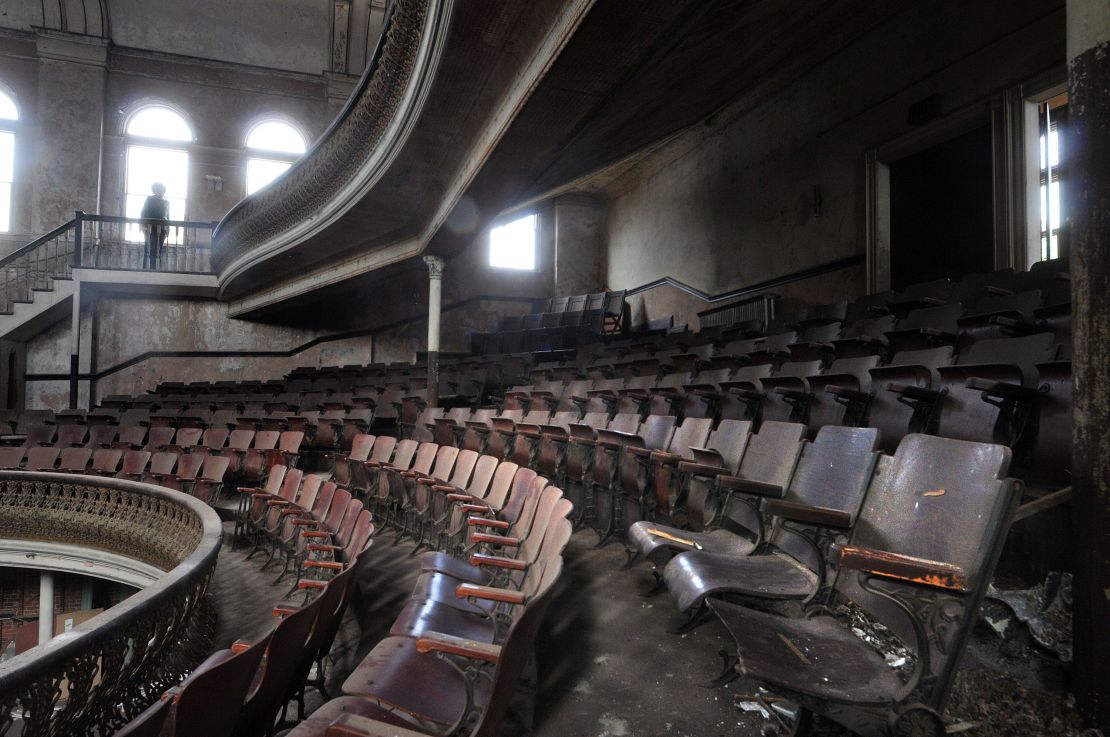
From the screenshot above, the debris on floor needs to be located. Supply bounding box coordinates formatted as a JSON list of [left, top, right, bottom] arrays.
[[945, 667, 1099, 737], [983, 572, 1072, 661]]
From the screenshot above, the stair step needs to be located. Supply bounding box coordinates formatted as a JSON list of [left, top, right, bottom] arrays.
[[11, 299, 34, 304], [30, 286, 54, 292]]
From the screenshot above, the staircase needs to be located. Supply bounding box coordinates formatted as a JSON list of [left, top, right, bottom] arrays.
[[0, 213, 217, 341]]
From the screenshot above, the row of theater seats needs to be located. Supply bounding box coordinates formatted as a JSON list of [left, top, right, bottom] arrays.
[[471, 289, 629, 354], [0, 424, 306, 502], [116, 462, 373, 737], [289, 435, 572, 737], [625, 428, 1023, 735]]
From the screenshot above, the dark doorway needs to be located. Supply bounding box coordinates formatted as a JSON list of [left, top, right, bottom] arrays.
[[889, 124, 994, 291]]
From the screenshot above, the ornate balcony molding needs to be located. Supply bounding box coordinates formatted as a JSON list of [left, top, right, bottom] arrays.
[[0, 472, 222, 737], [211, 0, 453, 294]]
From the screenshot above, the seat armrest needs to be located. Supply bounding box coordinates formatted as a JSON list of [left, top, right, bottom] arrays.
[[455, 583, 527, 606], [595, 429, 643, 449], [920, 327, 958, 343], [626, 445, 655, 458], [677, 460, 727, 477], [459, 503, 490, 513], [468, 516, 510, 529], [718, 476, 784, 498], [826, 385, 871, 402], [324, 713, 433, 737], [965, 377, 1042, 402], [649, 450, 683, 465], [470, 532, 520, 547], [688, 446, 724, 467], [836, 545, 967, 591], [469, 553, 528, 570], [415, 631, 503, 664], [766, 499, 852, 529], [887, 383, 944, 401]]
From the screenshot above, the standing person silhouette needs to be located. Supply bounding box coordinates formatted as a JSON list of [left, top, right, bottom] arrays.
[[140, 182, 170, 269]]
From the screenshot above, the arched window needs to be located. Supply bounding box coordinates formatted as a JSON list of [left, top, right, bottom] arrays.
[[124, 105, 192, 242], [0, 89, 18, 233], [245, 119, 306, 195]]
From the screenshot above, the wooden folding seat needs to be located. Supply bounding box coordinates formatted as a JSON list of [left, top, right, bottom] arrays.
[[22, 445, 59, 470], [84, 423, 118, 448], [575, 377, 625, 415], [707, 433, 1019, 737], [475, 410, 523, 460], [242, 467, 303, 550], [503, 409, 553, 467], [140, 425, 175, 451], [431, 408, 471, 447], [1026, 358, 1071, 487], [219, 428, 255, 475], [663, 425, 880, 614], [261, 475, 328, 573], [142, 451, 179, 485], [114, 449, 151, 480], [116, 630, 271, 737], [281, 481, 340, 582], [149, 408, 183, 427], [159, 451, 207, 492], [930, 332, 1057, 447], [187, 455, 231, 504], [53, 422, 88, 447], [326, 432, 375, 487], [392, 444, 458, 538], [302, 498, 364, 578], [0, 446, 25, 469], [785, 322, 841, 364], [426, 454, 504, 552], [337, 409, 374, 449], [246, 430, 304, 482], [361, 438, 418, 516], [82, 448, 121, 476], [562, 411, 625, 527], [843, 346, 955, 454], [955, 289, 1043, 345], [590, 414, 674, 544], [953, 267, 1018, 303], [321, 556, 564, 737], [529, 410, 586, 484], [112, 424, 149, 450], [639, 372, 693, 418], [884, 302, 963, 354], [346, 435, 398, 496], [795, 356, 882, 435], [13, 420, 56, 447], [628, 420, 805, 564], [722, 360, 821, 427], [829, 314, 896, 360], [885, 276, 954, 316], [118, 408, 151, 427]]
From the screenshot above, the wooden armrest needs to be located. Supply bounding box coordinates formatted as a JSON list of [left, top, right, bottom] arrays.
[[626, 445, 654, 458], [468, 516, 510, 529], [416, 632, 502, 664], [305, 543, 341, 552], [455, 583, 527, 606], [291, 518, 320, 526], [272, 605, 298, 617], [836, 545, 966, 591], [231, 640, 252, 654], [649, 450, 683, 465], [965, 377, 1041, 402], [301, 530, 330, 538], [460, 503, 490, 513], [568, 437, 596, 447], [718, 476, 784, 497], [469, 553, 528, 570], [305, 560, 344, 571], [688, 446, 724, 467], [416, 477, 437, 486], [470, 532, 520, 547], [433, 484, 458, 493], [324, 713, 430, 737], [826, 385, 871, 402], [887, 383, 944, 401], [766, 499, 852, 529], [677, 460, 727, 477], [298, 579, 327, 590]]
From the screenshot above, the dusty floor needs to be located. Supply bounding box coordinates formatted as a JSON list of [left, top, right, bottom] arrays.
[[208, 524, 1089, 737]]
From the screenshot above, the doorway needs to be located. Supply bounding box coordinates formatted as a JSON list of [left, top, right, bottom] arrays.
[[888, 124, 995, 290]]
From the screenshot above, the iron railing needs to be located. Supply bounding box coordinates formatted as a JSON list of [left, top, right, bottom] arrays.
[[0, 213, 216, 313], [0, 472, 222, 737]]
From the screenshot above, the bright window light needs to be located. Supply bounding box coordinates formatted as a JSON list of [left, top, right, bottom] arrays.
[[0, 131, 14, 232], [124, 144, 188, 243], [0, 91, 17, 121], [247, 120, 306, 155], [489, 214, 537, 270], [245, 119, 305, 194], [126, 106, 193, 142]]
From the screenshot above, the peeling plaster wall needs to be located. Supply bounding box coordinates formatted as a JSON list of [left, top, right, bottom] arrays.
[[603, 0, 1065, 323]]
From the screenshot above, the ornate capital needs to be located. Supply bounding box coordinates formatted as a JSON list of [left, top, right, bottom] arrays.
[[423, 254, 447, 279]]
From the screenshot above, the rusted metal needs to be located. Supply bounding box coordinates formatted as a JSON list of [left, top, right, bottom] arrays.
[[837, 545, 967, 591]]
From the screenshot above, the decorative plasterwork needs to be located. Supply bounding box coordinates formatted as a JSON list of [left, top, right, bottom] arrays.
[[212, 0, 453, 295]]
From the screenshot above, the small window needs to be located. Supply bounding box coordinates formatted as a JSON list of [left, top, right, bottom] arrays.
[[1038, 93, 1067, 260], [245, 119, 306, 195], [489, 214, 537, 270], [0, 89, 19, 233], [126, 105, 193, 142]]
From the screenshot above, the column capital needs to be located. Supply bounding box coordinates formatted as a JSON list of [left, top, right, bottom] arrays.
[[423, 254, 447, 279]]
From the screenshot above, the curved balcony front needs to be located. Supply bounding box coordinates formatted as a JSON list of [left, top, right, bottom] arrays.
[[0, 471, 222, 737]]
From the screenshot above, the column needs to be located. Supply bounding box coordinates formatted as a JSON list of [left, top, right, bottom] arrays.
[[38, 571, 55, 646], [1067, 0, 1110, 731], [423, 255, 446, 409]]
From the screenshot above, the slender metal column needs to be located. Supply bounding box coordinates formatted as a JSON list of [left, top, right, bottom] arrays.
[[38, 571, 55, 646], [68, 281, 80, 410], [423, 255, 446, 409]]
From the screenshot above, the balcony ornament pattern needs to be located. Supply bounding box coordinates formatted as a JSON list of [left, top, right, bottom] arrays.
[[0, 472, 222, 737], [211, 0, 429, 276]]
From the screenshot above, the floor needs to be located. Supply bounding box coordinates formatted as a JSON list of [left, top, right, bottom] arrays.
[[208, 523, 1086, 737]]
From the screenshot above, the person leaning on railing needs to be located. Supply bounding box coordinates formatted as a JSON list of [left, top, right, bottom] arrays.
[[141, 182, 170, 270]]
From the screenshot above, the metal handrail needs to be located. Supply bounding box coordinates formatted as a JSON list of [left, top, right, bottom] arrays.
[[0, 471, 223, 737], [0, 219, 76, 269]]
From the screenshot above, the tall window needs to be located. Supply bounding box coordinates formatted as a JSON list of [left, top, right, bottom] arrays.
[[1039, 93, 1067, 260], [124, 106, 192, 243], [0, 89, 18, 233], [245, 119, 306, 195], [489, 213, 537, 270]]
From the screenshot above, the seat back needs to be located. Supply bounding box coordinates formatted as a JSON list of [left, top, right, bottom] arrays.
[[147, 451, 178, 477], [516, 486, 565, 563], [463, 454, 499, 498], [347, 434, 376, 462], [175, 451, 207, 481], [228, 429, 254, 450], [785, 426, 880, 512], [480, 461, 520, 509], [335, 499, 365, 549], [117, 425, 148, 447], [120, 450, 152, 477], [667, 417, 713, 457], [174, 427, 203, 448], [834, 434, 1018, 709], [55, 423, 88, 447], [201, 428, 230, 449], [278, 430, 305, 454], [172, 632, 272, 737], [366, 435, 397, 464], [57, 447, 92, 473], [706, 419, 753, 473], [387, 439, 420, 471], [497, 467, 538, 524], [0, 447, 26, 469], [91, 448, 122, 474], [446, 448, 479, 489], [145, 426, 175, 449], [736, 421, 805, 485], [323, 488, 353, 532], [310, 481, 338, 522]]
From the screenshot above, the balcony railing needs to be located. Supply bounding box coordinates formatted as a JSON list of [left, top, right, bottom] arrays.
[[0, 471, 222, 737], [0, 213, 216, 313]]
